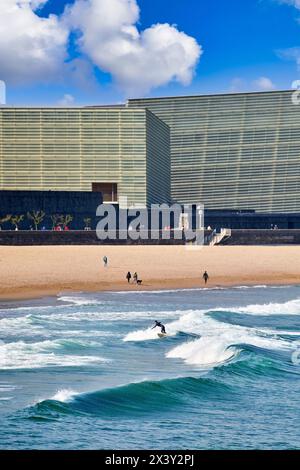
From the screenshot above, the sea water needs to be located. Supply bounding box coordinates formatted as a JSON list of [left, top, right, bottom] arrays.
[[0, 285, 300, 449]]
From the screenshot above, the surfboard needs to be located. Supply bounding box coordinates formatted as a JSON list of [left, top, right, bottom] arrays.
[[158, 333, 167, 338]]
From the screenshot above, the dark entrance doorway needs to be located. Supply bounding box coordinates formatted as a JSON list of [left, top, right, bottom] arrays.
[[92, 183, 118, 202]]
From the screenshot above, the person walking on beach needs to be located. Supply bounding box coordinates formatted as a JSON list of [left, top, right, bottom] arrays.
[[103, 256, 108, 267], [203, 270, 209, 284], [133, 272, 138, 284], [152, 321, 166, 334], [126, 271, 132, 283]]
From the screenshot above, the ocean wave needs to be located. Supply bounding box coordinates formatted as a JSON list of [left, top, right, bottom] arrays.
[[0, 384, 16, 392], [109, 285, 292, 296], [167, 309, 291, 366], [0, 315, 43, 334], [167, 338, 238, 367], [24, 376, 233, 420], [112, 287, 227, 295], [57, 296, 107, 306], [124, 306, 292, 367], [33, 309, 179, 323], [124, 327, 177, 342], [0, 310, 178, 338], [25, 347, 295, 422], [215, 348, 297, 379], [0, 340, 108, 370], [51, 389, 78, 402], [227, 298, 300, 316], [0, 305, 57, 315]]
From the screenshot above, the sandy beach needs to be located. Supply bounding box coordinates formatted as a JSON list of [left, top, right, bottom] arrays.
[[0, 245, 299, 301]]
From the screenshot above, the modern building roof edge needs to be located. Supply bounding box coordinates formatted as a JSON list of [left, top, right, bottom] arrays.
[[127, 89, 294, 102], [0, 89, 294, 109], [0, 105, 136, 110]]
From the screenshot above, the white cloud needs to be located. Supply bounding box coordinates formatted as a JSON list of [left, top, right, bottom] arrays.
[[252, 76, 276, 91], [278, 0, 300, 8], [0, 80, 6, 104], [277, 46, 300, 64], [276, 1, 300, 72], [229, 77, 246, 92], [57, 94, 75, 106], [65, 0, 202, 95], [229, 77, 276, 93], [0, 0, 68, 84], [0, 0, 202, 95]]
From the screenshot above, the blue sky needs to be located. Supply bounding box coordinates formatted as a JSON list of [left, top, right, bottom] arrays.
[[2, 0, 300, 105]]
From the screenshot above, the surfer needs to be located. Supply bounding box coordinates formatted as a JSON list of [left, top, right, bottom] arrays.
[[152, 320, 166, 334]]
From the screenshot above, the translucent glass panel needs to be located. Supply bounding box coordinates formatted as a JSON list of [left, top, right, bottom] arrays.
[[129, 91, 300, 213], [0, 108, 149, 204]]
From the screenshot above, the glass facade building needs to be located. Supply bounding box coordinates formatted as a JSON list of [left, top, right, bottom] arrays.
[[0, 107, 170, 207], [1, 90, 300, 213], [129, 90, 300, 213]]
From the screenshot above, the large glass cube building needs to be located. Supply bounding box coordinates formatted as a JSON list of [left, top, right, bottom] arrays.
[[129, 90, 300, 213]]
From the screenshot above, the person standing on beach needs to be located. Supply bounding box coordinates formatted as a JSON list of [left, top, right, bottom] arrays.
[[133, 272, 138, 284], [203, 271, 209, 284], [103, 256, 108, 267], [126, 272, 132, 283]]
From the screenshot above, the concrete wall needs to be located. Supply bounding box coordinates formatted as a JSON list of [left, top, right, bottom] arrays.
[[204, 211, 300, 229], [221, 229, 300, 245], [1, 229, 300, 245], [0, 190, 103, 230], [0, 230, 186, 245]]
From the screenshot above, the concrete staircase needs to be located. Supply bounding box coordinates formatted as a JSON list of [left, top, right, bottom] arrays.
[[208, 228, 232, 246]]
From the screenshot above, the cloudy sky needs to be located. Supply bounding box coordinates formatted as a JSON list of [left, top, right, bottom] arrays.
[[1, 0, 300, 105]]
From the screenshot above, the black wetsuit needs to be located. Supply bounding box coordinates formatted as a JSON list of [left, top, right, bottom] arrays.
[[152, 321, 166, 334]]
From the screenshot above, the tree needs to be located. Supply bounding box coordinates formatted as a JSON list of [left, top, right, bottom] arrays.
[[60, 214, 73, 229], [0, 214, 11, 230], [50, 214, 61, 230], [10, 215, 24, 230], [27, 210, 45, 231]]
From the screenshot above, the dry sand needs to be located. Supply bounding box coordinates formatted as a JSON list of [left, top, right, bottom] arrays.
[[0, 245, 300, 301]]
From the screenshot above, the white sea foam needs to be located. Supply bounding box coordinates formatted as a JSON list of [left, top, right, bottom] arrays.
[[0, 305, 56, 314], [111, 285, 289, 295], [167, 337, 237, 366], [227, 298, 300, 316], [0, 309, 178, 340], [124, 327, 177, 342], [57, 296, 106, 306], [51, 389, 77, 402], [0, 340, 109, 370], [38, 309, 180, 323], [112, 287, 226, 295], [165, 309, 291, 367], [234, 285, 267, 289], [0, 385, 16, 392]]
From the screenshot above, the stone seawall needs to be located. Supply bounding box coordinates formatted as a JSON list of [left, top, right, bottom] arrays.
[[222, 229, 300, 245], [0, 230, 186, 245]]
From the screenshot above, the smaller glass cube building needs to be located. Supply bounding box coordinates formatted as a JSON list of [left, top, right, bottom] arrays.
[[0, 106, 171, 207]]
